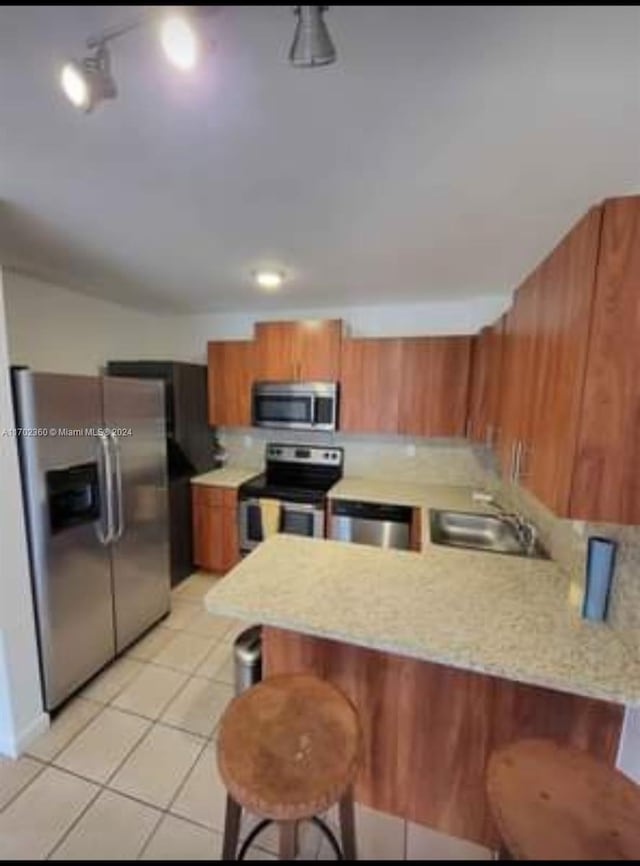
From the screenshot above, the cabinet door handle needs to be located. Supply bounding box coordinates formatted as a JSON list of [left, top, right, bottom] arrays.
[[485, 425, 494, 448], [512, 440, 528, 483], [509, 440, 520, 483], [518, 442, 532, 480]]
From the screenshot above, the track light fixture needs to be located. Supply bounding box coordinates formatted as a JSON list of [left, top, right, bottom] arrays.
[[60, 8, 204, 113], [60, 43, 117, 113], [289, 6, 337, 68], [60, 6, 339, 113]]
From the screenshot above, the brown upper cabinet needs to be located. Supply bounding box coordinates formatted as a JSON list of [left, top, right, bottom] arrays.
[[522, 206, 602, 515], [255, 319, 342, 381], [467, 318, 505, 447], [497, 274, 541, 482], [207, 340, 255, 427], [494, 196, 640, 524], [340, 338, 403, 433], [340, 335, 471, 436], [398, 337, 472, 437], [497, 208, 602, 507], [570, 197, 640, 523]]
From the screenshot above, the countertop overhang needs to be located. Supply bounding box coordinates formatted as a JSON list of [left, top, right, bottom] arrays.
[[205, 505, 640, 707]]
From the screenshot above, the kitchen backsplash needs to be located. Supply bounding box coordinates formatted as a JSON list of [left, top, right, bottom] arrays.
[[217, 428, 488, 487], [477, 448, 640, 658]]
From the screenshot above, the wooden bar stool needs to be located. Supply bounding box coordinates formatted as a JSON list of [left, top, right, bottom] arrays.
[[217, 673, 362, 860], [487, 738, 640, 860]]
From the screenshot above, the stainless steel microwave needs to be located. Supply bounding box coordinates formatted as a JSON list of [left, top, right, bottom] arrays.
[[251, 382, 338, 431]]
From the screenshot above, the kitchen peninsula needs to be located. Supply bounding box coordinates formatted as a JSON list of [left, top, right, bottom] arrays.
[[205, 488, 640, 848]]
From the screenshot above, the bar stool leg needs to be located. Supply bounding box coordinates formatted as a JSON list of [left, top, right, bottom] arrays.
[[278, 820, 298, 860], [222, 794, 242, 860], [339, 788, 357, 860]]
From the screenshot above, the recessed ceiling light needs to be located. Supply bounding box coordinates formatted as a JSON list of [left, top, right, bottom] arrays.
[[160, 14, 200, 71], [254, 270, 284, 291]]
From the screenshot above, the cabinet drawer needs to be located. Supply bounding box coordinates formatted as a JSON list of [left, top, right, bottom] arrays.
[[192, 484, 238, 509]]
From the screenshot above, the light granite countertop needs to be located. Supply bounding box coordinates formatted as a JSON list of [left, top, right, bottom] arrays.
[[191, 466, 258, 489], [205, 529, 640, 708], [328, 477, 474, 509], [328, 478, 489, 549]]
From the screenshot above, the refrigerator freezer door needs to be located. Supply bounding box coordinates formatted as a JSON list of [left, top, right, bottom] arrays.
[[103, 377, 170, 653], [12, 370, 115, 711]]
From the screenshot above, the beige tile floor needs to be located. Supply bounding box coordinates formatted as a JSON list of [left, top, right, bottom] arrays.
[[0, 572, 493, 860]]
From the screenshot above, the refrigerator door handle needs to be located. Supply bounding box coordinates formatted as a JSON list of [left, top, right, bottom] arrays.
[[96, 431, 115, 545], [109, 430, 125, 543]]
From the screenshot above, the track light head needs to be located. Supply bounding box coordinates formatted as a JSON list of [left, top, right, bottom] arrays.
[[61, 44, 117, 113], [289, 6, 336, 68]]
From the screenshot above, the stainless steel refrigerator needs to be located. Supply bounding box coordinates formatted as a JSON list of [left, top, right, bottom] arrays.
[[12, 369, 171, 711]]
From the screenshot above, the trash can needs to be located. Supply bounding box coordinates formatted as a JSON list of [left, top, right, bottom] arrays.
[[233, 625, 262, 695]]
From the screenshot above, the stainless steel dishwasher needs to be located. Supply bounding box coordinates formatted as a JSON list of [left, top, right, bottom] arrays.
[[330, 499, 412, 550]]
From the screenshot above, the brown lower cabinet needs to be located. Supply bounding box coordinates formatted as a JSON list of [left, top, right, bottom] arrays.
[[192, 485, 239, 573]]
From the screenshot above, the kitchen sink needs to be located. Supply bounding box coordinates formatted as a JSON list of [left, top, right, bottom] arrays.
[[429, 510, 549, 559]]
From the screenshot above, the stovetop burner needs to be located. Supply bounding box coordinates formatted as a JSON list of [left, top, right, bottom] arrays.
[[237, 443, 344, 504]]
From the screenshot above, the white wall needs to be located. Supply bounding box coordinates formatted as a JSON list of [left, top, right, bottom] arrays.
[[0, 267, 48, 757], [3, 268, 509, 371], [169, 295, 510, 363], [3, 270, 180, 375]]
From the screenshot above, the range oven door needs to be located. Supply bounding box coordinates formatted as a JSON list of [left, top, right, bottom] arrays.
[[238, 498, 325, 553], [252, 382, 337, 431]]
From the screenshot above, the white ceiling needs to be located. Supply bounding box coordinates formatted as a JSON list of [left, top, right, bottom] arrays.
[[0, 5, 638, 313]]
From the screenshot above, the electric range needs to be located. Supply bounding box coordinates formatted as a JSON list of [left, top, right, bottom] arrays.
[[237, 442, 343, 553]]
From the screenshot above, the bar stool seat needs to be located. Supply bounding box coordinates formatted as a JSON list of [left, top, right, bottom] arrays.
[[217, 673, 362, 860], [487, 738, 640, 860]]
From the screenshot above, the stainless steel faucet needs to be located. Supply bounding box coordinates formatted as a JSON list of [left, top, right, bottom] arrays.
[[472, 491, 539, 556]]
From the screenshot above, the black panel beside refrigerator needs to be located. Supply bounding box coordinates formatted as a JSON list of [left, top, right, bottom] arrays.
[[106, 361, 217, 586]]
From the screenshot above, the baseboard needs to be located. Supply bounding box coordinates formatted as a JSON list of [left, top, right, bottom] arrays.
[[0, 711, 49, 759]]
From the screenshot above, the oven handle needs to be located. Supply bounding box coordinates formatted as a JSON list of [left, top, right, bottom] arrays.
[[281, 501, 322, 512], [241, 498, 321, 512]]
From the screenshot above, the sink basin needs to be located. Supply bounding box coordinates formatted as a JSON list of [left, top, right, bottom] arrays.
[[429, 510, 549, 559]]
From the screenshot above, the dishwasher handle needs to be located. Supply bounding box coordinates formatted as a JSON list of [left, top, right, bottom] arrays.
[[331, 499, 412, 524]]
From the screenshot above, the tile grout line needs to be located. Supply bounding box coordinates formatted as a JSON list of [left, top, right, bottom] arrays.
[[51, 704, 155, 791], [135, 734, 212, 860], [44, 773, 103, 860], [2, 599, 237, 856], [24, 695, 105, 767], [163, 735, 210, 817], [0, 755, 48, 817], [41, 735, 209, 860]]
